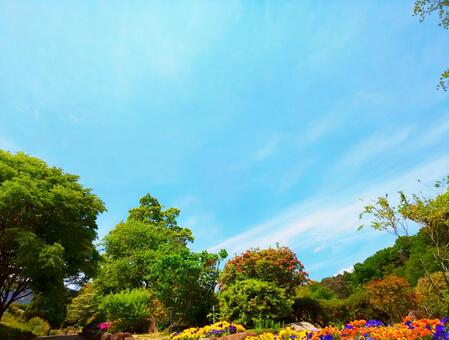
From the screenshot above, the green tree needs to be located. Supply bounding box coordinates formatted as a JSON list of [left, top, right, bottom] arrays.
[[415, 271, 449, 317], [360, 177, 449, 289], [219, 279, 293, 328], [65, 283, 98, 327], [147, 248, 226, 327], [96, 193, 226, 329], [414, 0, 449, 90], [96, 194, 193, 294], [0, 150, 105, 322]]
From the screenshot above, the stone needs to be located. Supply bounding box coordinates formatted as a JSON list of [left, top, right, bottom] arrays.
[[286, 322, 319, 331], [110, 333, 125, 340], [100, 332, 112, 340], [217, 332, 256, 340]]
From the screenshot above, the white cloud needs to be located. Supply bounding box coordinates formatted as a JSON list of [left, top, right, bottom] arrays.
[[336, 266, 354, 276], [208, 156, 449, 263], [252, 137, 279, 162], [419, 115, 449, 147], [338, 127, 413, 170], [313, 245, 325, 254]]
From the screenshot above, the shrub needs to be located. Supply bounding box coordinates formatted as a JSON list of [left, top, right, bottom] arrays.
[[26, 317, 50, 336], [219, 279, 293, 328], [366, 274, 416, 322], [99, 288, 152, 332], [220, 247, 308, 292], [0, 324, 34, 340], [415, 271, 449, 317], [66, 283, 98, 327]]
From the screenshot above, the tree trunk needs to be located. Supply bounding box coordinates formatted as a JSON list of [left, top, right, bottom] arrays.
[[0, 305, 5, 322], [148, 316, 158, 333]]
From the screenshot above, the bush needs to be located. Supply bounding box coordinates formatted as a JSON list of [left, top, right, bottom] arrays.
[[99, 288, 152, 332], [415, 271, 449, 317], [220, 247, 308, 292], [1, 312, 50, 339], [219, 279, 293, 328], [26, 317, 50, 336], [66, 283, 98, 327], [366, 274, 416, 323], [0, 324, 34, 340]]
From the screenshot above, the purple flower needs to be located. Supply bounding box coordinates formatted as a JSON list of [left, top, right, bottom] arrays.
[[365, 320, 384, 327]]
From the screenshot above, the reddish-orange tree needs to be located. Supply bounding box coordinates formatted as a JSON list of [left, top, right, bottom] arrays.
[[220, 247, 308, 292], [366, 274, 416, 322]]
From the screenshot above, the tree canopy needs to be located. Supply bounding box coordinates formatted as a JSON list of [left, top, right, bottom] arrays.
[[0, 150, 105, 322]]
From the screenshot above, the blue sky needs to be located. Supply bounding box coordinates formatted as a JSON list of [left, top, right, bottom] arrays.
[[1, 1, 449, 279]]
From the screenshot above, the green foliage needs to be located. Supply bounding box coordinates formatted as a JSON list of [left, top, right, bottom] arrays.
[[253, 319, 284, 333], [415, 272, 449, 317], [360, 178, 449, 290], [99, 288, 152, 332], [219, 279, 293, 328], [0, 324, 34, 340], [96, 193, 194, 294], [0, 150, 105, 323], [25, 283, 67, 328], [293, 287, 385, 326], [26, 317, 51, 336], [414, 0, 449, 90], [1, 311, 50, 338], [65, 283, 99, 327], [95, 193, 225, 328], [147, 249, 224, 327], [220, 247, 308, 292]]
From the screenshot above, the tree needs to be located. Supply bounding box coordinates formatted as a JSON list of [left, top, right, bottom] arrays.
[[415, 271, 449, 317], [96, 194, 193, 294], [220, 247, 308, 292], [95, 193, 226, 329], [0, 150, 105, 322], [360, 177, 449, 289], [414, 0, 449, 90], [147, 248, 226, 327], [65, 283, 98, 327], [366, 274, 416, 323], [219, 279, 293, 327]]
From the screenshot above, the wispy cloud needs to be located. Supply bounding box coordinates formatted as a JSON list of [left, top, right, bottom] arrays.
[[337, 127, 413, 170], [419, 115, 449, 147], [252, 137, 279, 162], [209, 156, 449, 274]]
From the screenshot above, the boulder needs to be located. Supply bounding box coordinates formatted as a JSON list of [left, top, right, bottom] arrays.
[[286, 322, 319, 331], [212, 332, 256, 340], [100, 332, 112, 340]]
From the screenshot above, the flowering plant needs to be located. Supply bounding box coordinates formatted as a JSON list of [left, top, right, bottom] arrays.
[[246, 317, 449, 339], [97, 321, 112, 331], [169, 321, 245, 340]]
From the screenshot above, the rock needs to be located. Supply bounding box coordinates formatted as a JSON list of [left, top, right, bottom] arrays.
[[286, 322, 319, 331], [215, 332, 256, 340], [110, 333, 126, 340], [101, 332, 112, 340], [123, 333, 135, 340]]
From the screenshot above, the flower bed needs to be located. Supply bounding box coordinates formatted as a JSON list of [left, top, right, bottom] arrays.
[[169, 321, 246, 340], [247, 317, 449, 339]]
